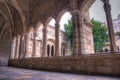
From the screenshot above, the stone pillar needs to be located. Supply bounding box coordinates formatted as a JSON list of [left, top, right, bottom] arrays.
[[55, 23, 60, 56], [23, 33, 29, 58], [102, 0, 117, 52], [40, 40, 43, 57], [10, 38, 15, 59], [59, 34, 62, 56], [18, 36, 23, 58], [14, 38, 18, 58], [32, 30, 37, 57], [42, 24, 47, 57], [14, 37, 20, 58], [17, 37, 20, 58], [71, 10, 82, 55], [21, 37, 25, 58]]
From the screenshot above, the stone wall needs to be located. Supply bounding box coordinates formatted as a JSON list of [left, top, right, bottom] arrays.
[[0, 37, 10, 66], [0, 55, 8, 66], [8, 53, 120, 76]]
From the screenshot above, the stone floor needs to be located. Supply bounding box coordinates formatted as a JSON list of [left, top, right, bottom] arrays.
[[0, 66, 120, 80]]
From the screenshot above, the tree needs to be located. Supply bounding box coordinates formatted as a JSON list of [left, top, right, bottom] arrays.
[[64, 20, 73, 49], [64, 19, 108, 53], [91, 19, 108, 52]]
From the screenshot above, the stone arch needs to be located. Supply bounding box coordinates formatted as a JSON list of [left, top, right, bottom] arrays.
[[79, 0, 96, 14], [44, 17, 54, 26], [47, 39, 55, 45], [35, 21, 43, 31], [47, 39, 55, 57], [0, 11, 8, 22], [10, 0, 26, 32], [0, 13, 8, 40], [2, 1, 25, 36], [56, 10, 71, 23], [61, 42, 68, 56]]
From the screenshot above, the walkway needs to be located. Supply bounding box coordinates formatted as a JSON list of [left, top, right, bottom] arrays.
[[0, 66, 119, 80]]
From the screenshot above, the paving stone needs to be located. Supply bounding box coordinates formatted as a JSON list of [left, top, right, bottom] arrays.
[[0, 66, 120, 80]]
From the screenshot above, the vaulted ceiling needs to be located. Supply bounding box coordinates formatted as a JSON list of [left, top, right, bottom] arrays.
[[0, 0, 95, 40]]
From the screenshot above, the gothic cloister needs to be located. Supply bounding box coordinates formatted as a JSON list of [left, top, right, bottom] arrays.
[[0, 0, 120, 79]]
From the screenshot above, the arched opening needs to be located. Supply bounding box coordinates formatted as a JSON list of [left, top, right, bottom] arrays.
[[49, 18, 56, 27], [47, 39, 55, 57], [47, 45, 50, 57], [81, 0, 120, 53], [35, 22, 44, 57], [63, 48, 65, 56], [46, 18, 56, 56], [27, 27, 34, 58], [58, 11, 72, 56], [61, 42, 68, 56], [51, 45, 54, 56], [80, 0, 106, 53], [105, 48, 109, 52]]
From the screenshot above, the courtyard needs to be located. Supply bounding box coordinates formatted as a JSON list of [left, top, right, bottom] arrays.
[[0, 66, 119, 80]]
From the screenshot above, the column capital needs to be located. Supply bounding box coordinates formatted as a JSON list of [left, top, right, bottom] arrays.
[[102, 1, 111, 11], [55, 23, 60, 27], [70, 10, 80, 15]]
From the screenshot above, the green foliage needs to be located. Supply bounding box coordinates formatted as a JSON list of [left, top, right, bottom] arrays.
[[64, 19, 108, 53], [64, 20, 73, 49], [91, 19, 108, 52]]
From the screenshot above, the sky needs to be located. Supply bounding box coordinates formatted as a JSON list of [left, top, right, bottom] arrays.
[[49, 12, 72, 30], [89, 0, 120, 22], [49, 0, 120, 30]]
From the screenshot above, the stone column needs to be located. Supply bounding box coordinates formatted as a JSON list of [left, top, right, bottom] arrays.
[[14, 38, 18, 58], [10, 38, 15, 59], [23, 33, 29, 58], [101, 0, 117, 52], [32, 30, 37, 57], [55, 23, 60, 56], [14, 37, 20, 58], [21, 37, 25, 58], [18, 36, 23, 59], [17, 37, 20, 58], [40, 40, 43, 57], [71, 10, 82, 55], [42, 24, 47, 57], [59, 34, 62, 56]]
